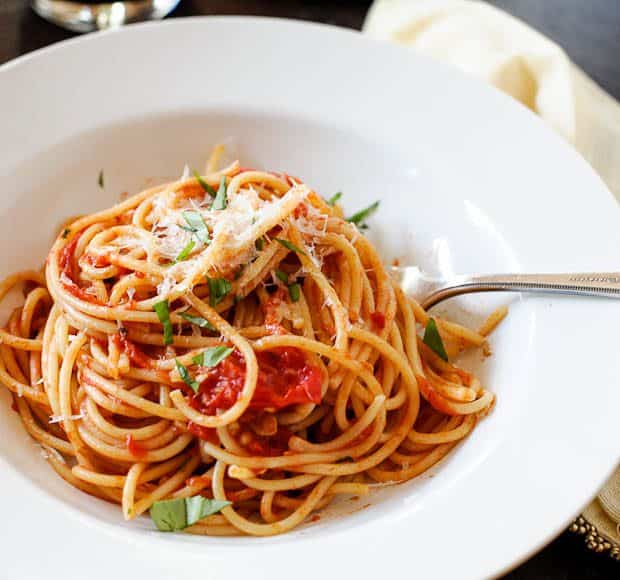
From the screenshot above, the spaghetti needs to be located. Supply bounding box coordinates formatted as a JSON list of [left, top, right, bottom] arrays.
[[0, 150, 500, 536]]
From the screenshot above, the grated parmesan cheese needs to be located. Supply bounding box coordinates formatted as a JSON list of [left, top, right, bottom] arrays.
[[95, 168, 314, 299], [59, 272, 73, 287], [49, 413, 84, 424], [39, 444, 67, 465], [151, 183, 310, 297], [290, 202, 328, 237], [156, 273, 178, 298], [288, 202, 329, 269]]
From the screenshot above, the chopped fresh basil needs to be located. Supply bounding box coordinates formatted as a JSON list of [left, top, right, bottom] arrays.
[[192, 346, 234, 368], [175, 359, 199, 393], [255, 237, 265, 251], [153, 300, 173, 345], [61, 228, 70, 239], [206, 277, 231, 307], [288, 282, 301, 302], [185, 496, 230, 525], [182, 210, 210, 245], [327, 192, 342, 206], [346, 201, 380, 229], [98, 169, 104, 189], [193, 170, 217, 197], [150, 497, 186, 532], [274, 269, 300, 301], [274, 238, 306, 256], [275, 269, 289, 284], [175, 239, 195, 262], [179, 312, 216, 332], [150, 495, 230, 532], [234, 264, 245, 280], [211, 176, 227, 210], [423, 318, 448, 361]]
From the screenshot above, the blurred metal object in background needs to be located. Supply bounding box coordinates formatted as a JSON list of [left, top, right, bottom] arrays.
[[31, 0, 181, 32]]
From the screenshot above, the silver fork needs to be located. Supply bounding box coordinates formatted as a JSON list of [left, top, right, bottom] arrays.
[[391, 267, 620, 310]]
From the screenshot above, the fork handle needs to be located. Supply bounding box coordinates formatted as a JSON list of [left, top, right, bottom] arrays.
[[423, 272, 620, 309]]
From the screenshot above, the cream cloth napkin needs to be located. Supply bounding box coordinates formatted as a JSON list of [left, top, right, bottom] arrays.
[[364, 0, 620, 550]]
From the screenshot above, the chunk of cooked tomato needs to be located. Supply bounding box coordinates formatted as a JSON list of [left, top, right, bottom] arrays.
[[187, 347, 322, 416]]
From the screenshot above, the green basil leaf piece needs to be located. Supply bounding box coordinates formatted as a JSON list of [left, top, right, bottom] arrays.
[[150, 497, 186, 532], [206, 277, 231, 307], [275, 269, 289, 284], [175, 239, 195, 262], [150, 495, 230, 532], [274, 238, 306, 256], [422, 318, 448, 361], [211, 176, 227, 210], [192, 346, 234, 368], [175, 359, 199, 393], [193, 170, 217, 197], [182, 210, 210, 245], [327, 192, 342, 206], [288, 283, 301, 302], [185, 496, 231, 526], [153, 300, 173, 345], [346, 201, 380, 228], [179, 312, 216, 332]]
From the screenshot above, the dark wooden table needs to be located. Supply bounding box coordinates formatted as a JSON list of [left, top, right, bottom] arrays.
[[2, 1, 619, 578]]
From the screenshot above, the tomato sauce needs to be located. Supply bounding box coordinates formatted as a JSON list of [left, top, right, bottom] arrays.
[[453, 368, 473, 386], [186, 347, 322, 416], [243, 425, 293, 457], [185, 475, 212, 489], [415, 374, 458, 416], [262, 288, 291, 335], [227, 488, 260, 502], [83, 253, 131, 279], [293, 203, 308, 219], [349, 424, 374, 446], [59, 236, 79, 278], [187, 423, 220, 445], [370, 311, 386, 330], [58, 234, 102, 304], [111, 333, 153, 369], [280, 172, 302, 186], [83, 253, 110, 268], [126, 434, 147, 458]]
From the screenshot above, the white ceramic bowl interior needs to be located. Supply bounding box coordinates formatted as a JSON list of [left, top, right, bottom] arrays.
[[1, 18, 618, 580]]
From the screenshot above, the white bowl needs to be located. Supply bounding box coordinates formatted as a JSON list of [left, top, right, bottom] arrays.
[[1, 17, 619, 580]]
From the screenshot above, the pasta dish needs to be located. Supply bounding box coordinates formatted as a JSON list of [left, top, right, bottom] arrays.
[[0, 148, 503, 536]]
